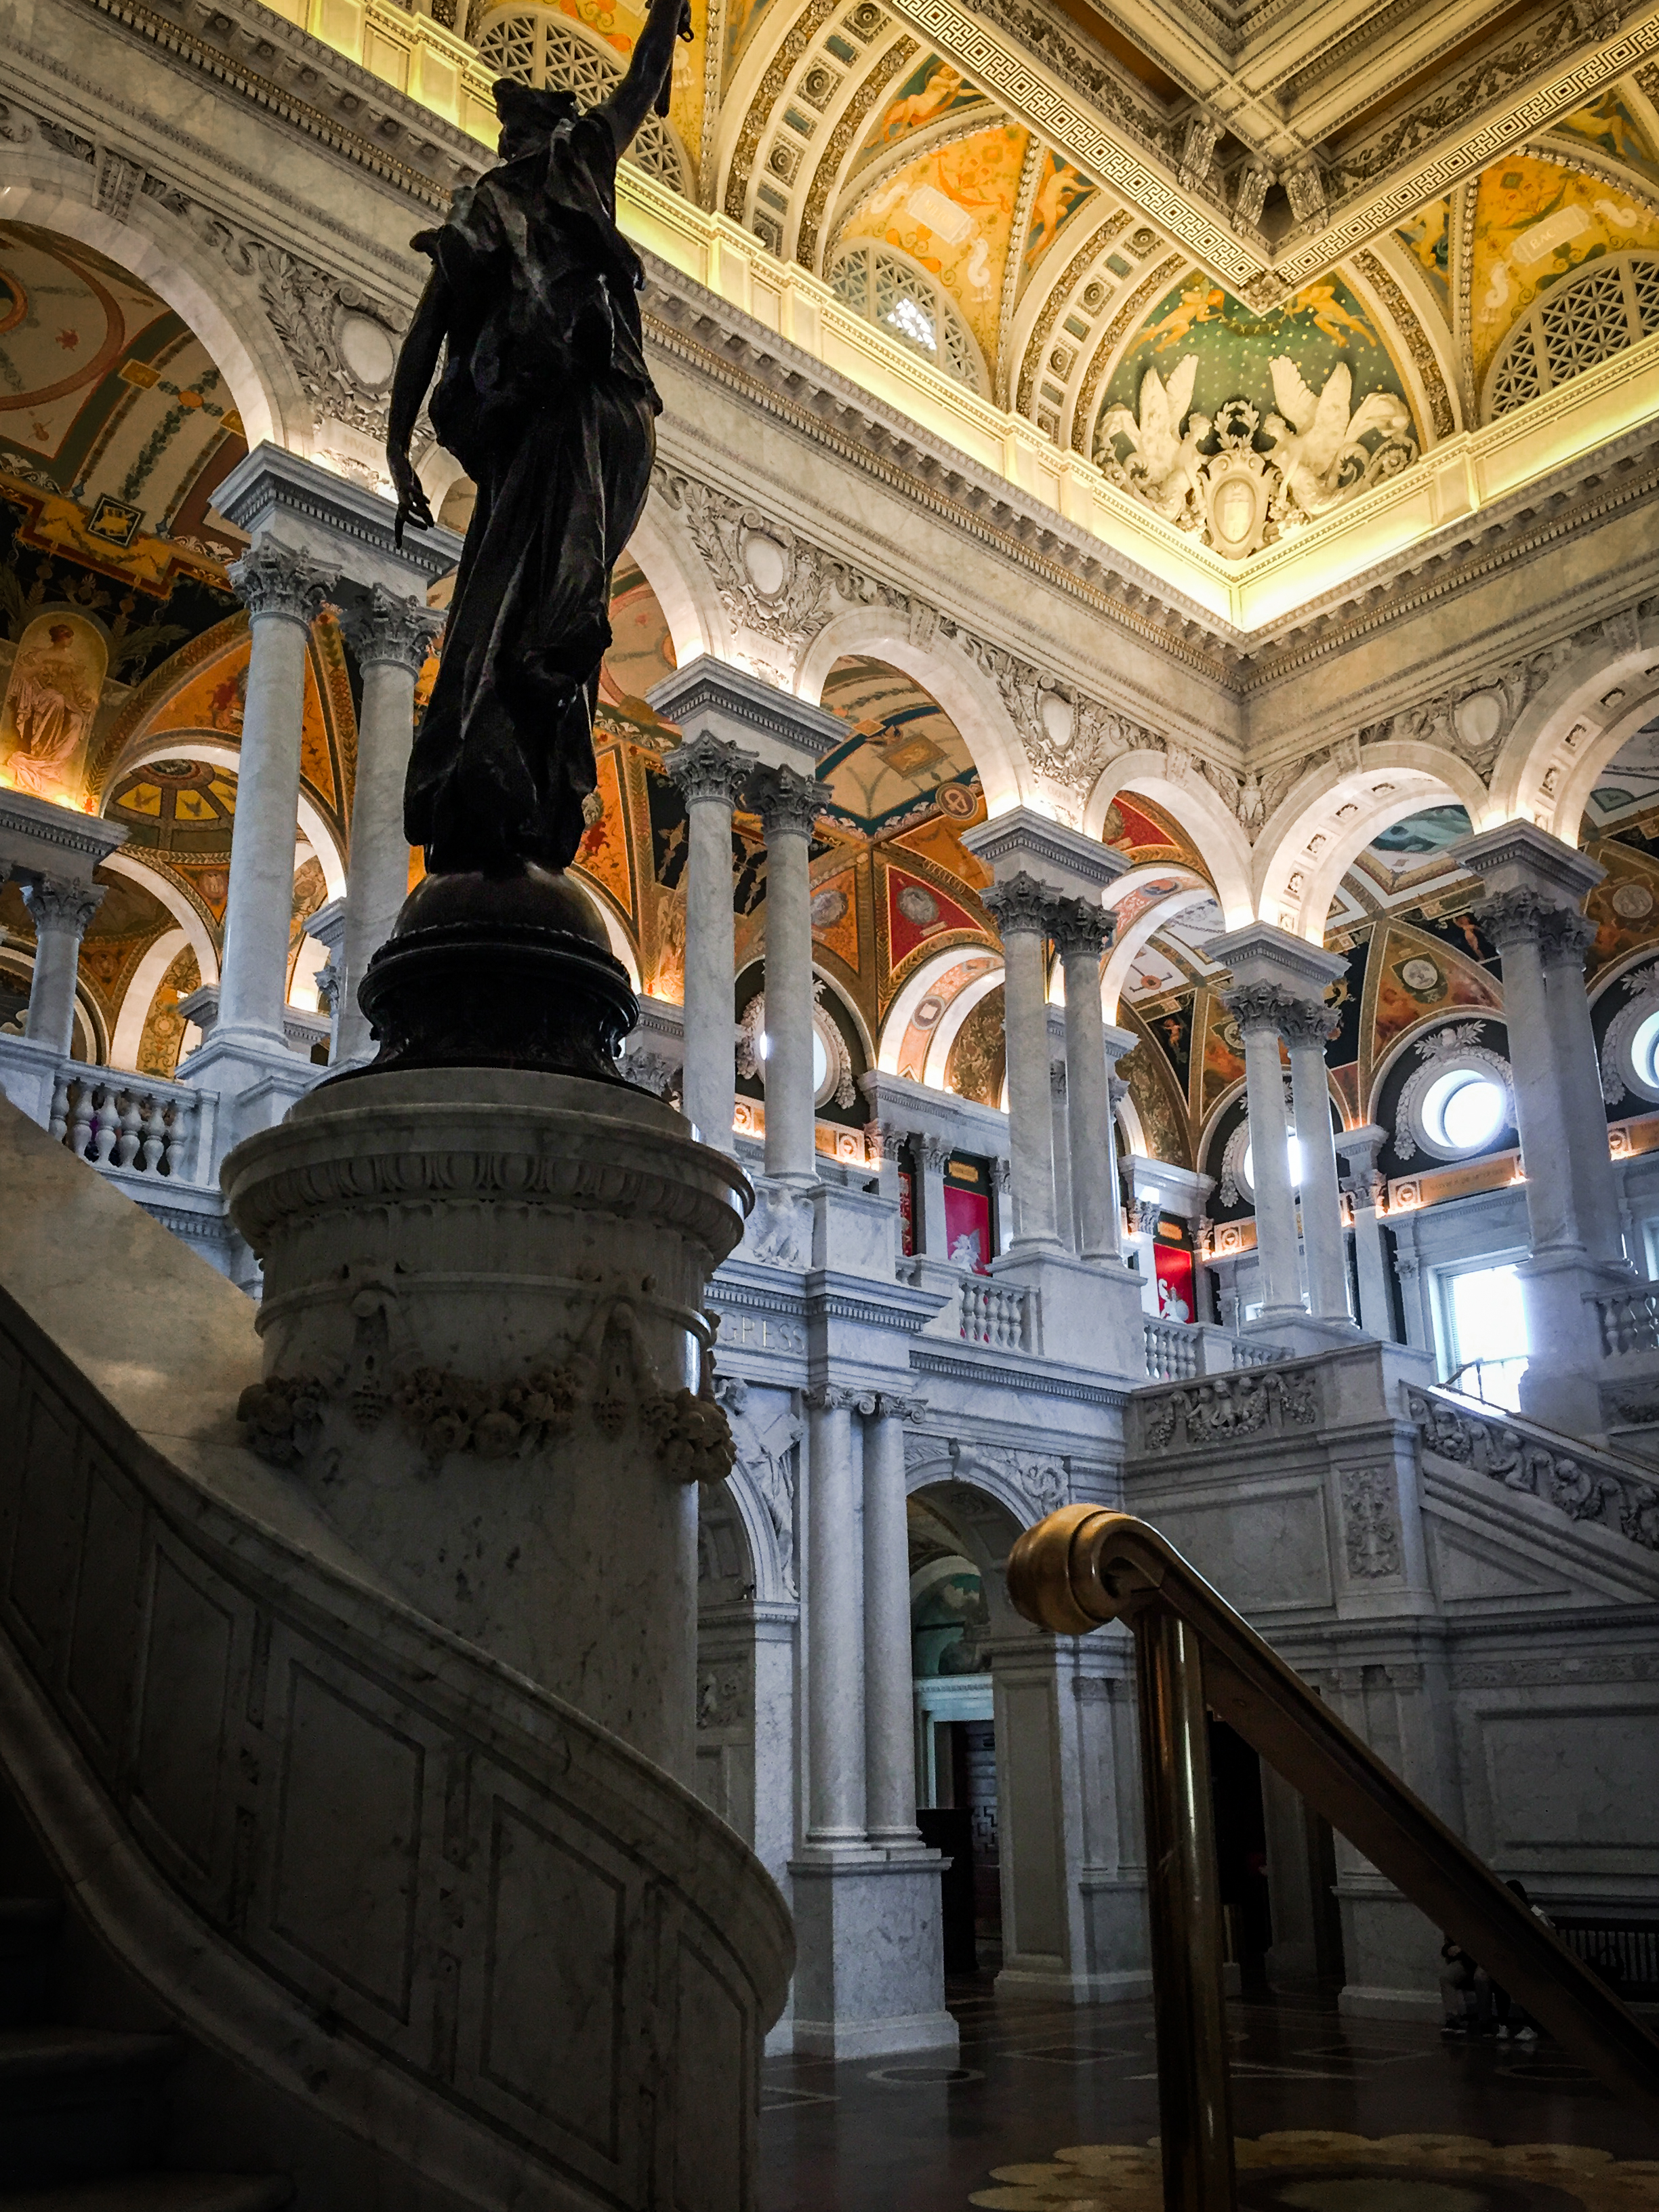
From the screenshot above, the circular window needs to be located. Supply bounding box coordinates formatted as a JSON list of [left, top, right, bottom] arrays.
[[1393, 1039, 1514, 1164], [1240, 1133, 1302, 1195], [1633, 1008, 1659, 1092], [1422, 1067, 1507, 1152]]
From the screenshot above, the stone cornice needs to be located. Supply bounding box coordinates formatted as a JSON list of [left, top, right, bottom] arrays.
[[908, 1343, 1130, 1407]]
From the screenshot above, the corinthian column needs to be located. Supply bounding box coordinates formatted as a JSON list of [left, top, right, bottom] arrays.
[[20, 878, 104, 1058], [667, 733, 754, 1151], [805, 1383, 867, 1846], [1279, 994, 1351, 1326], [983, 873, 1060, 1253], [863, 1392, 922, 1845], [753, 762, 820, 1188], [1052, 897, 1120, 1263], [1223, 983, 1305, 1324], [337, 586, 443, 1063], [1481, 888, 1582, 1257], [216, 540, 335, 1052], [1540, 907, 1626, 1270]]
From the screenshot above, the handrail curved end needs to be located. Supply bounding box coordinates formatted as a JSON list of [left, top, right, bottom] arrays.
[[1008, 1505, 1169, 1634]]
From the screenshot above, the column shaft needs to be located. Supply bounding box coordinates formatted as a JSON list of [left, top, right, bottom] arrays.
[[1542, 912, 1626, 1268], [863, 1399, 919, 1844], [1228, 993, 1303, 1317], [806, 1391, 865, 1844], [338, 588, 438, 1062], [1340, 1132, 1396, 1341], [21, 879, 104, 1059], [1483, 900, 1582, 1254], [1286, 1026, 1349, 1323], [986, 876, 1059, 1252], [1058, 912, 1118, 1262], [669, 736, 752, 1153], [218, 543, 333, 1047], [918, 1135, 950, 1256], [754, 766, 819, 1187]]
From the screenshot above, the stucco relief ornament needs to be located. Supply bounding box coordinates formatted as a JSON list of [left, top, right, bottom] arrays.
[[1095, 359, 1416, 558]]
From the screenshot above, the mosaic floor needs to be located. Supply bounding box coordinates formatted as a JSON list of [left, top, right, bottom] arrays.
[[759, 1985, 1659, 2212]]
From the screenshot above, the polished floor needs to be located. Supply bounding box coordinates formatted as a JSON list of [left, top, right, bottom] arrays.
[[759, 1979, 1659, 2212]]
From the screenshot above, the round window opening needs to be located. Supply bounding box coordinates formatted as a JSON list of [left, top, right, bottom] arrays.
[[1242, 1134, 1303, 1191], [1422, 1067, 1507, 1153], [1633, 1008, 1659, 1092]]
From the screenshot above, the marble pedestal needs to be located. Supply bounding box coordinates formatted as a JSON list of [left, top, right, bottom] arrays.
[[991, 1248, 1147, 1377], [788, 1851, 960, 2058], [222, 1067, 750, 1784]]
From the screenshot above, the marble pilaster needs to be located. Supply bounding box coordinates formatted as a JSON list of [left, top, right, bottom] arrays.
[[668, 733, 754, 1152], [1338, 1125, 1397, 1341], [982, 873, 1061, 1254], [1052, 897, 1121, 1264], [1224, 984, 1305, 1324], [1281, 996, 1355, 1329], [863, 1393, 923, 1845], [1540, 906, 1627, 1271], [804, 1382, 866, 1845]]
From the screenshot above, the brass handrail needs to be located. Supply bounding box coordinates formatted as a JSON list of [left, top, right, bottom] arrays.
[[1008, 1506, 1659, 2211]]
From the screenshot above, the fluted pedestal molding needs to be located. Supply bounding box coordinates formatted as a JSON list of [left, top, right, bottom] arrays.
[[863, 1393, 925, 1845], [983, 873, 1061, 1254], [1540, 907, 1627, 1271], [217, 540, 335, 1050], [754, 764, 821, 1189], [20, 878, 104, 1057], [804, 1382, 869, 1847], [1052, 897, 1122, 1264], [1223, 983, 1305, 1322], [1279, 995, 1354, 1327], [337, 586, 443, 1063], [1338, 1125, 1397, 1341], [668, 733, 755, 1152]]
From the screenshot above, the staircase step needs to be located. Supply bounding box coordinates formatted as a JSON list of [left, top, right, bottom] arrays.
[[0, 2028, 183, 2186], [0, 1901, 61, 2028], [0, 2179, 291, 2212]]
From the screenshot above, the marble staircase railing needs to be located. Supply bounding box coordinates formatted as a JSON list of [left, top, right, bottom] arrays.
[[50, 1063, 216, 1185], [1593, 1284, 1659, 1357], [0, 1096, 793, 2212], [1407, 1382, 1659, 1553]]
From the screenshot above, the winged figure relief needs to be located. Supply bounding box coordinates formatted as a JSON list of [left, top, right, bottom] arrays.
[[1263, 359, 1416, 522], [1096, 357, 1212, 528]]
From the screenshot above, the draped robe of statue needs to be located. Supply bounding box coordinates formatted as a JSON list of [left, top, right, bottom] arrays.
[[404, 102, 661, 876]]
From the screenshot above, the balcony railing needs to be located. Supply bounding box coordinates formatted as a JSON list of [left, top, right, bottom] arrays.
[[960, 1276, 1037, 1354], [49, 1065, 213, 1185], [1593, 1286, 1659, 1357], [1143, 1319, 1288, 1380]]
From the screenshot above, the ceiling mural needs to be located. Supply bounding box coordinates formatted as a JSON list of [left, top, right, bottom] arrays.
[[1469, 155, 1659, 385], [817, 656, 975, 829]]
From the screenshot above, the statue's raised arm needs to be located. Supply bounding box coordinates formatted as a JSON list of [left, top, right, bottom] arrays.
[[597, 0, 693, 152]]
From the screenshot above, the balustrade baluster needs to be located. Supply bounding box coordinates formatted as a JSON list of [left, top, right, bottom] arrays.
[[139, 1096, 166, 1173], [68, 1080, 94, 1160], [114, 1089, 142, 1168], [90, 1086, 121, 1166], [48, 1073, 71, 1142]]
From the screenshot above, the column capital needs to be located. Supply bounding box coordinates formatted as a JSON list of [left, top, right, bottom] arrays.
[[1476, 884, 1553, 949], [982, 869, 1054, 939], [870, 1391, 928, 1422], [751, 761, 821, 840], [920, 1132, 953, 1171], [21, 876, 104, 934], [1048, 895, 1113, 959], [666, 730, 756, 808], [864, 1118, 909, 1162], [350, 582, 443, 674], [1538, 906, 1599, 971], [228, 539, 336, 628], [1219, 979, 1298, 1038], [1277, 994, 1342, 1047], [805, 1382, 876, 1413]]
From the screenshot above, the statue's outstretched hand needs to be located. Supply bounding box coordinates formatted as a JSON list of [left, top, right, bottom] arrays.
[[390, 449, 436, 548]]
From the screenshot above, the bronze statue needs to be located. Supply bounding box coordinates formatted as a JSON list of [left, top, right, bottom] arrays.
[[386, 0, 689, 877]]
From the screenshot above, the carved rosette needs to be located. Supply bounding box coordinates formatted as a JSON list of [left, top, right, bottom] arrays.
[[983, 871, 1056, 940], [350, 583, 444, 674], [1538, 907, 1599, 973], [20, 878, 105, 937], [1048, 895, 1114, 960], [228, 539, 336, 628], [1476, 886, 1553, 950], [666, 731, 756, 810], [751, 762, 821, 841]]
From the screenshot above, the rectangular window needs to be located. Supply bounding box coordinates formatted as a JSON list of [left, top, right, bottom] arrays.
[[1435, 1256, 1529, 1409]]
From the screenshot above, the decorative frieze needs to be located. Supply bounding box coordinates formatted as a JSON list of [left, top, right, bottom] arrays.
[[1138, 1366, 1319, 1453]]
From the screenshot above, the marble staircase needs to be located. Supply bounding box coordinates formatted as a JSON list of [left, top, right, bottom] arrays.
[[0, 1094, 793, 2211]]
